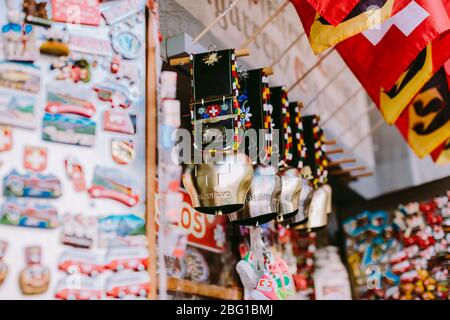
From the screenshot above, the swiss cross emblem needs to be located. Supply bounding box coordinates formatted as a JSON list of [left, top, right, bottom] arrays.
[[0, 126, 12, 152], [24, 146, 47, 172], [206, 105, 220, 117]]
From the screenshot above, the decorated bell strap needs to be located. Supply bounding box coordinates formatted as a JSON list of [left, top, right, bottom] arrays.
[[289, 101, 307, 169], [237, 68, 273, 163], [300, 115, 328, 188], [182, 151, 254, 215], [229, 163, 281, 226], [261, 71, 273, 162], [190, 49, 242, 151], [270, 86, 292, 166]]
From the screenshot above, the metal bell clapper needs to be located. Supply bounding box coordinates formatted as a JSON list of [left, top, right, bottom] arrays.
[[277, 167, 302, 221], [321, 184, 333, 214], [229, 164, 281, 226], [295, 187, 328, 231], [289, 179, 314, 226], [182, 151, 254, 215]]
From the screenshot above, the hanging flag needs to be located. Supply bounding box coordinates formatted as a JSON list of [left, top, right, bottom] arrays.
[[394, 63, 450, 158], [291, 0, 413, 54], [431, 139, 450, 164], [302, 0, 360, 26], [337, 0, 450, 124]]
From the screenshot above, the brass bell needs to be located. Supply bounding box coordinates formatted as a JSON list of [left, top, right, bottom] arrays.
[[321, 184, 333, 214], [182, 151, 254, 215], [229, 164, 281, 226], [289, 179, 314, 226], [295, 187, 328, 231], [278, 167, 302, 220]]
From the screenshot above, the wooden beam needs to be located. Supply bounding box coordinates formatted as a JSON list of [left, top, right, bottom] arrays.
[[166, 278, 243, 300], [326, 148, 344, 155], [329, 166, 367, 176], [323, 139, 337, 146], [262, 66, 274, 76], [146, 0, 158, 300], [328, 158, 357, 167], [340, 172, 374, 182], [169, 48, 250, 67], [241, 0, 290, 48]]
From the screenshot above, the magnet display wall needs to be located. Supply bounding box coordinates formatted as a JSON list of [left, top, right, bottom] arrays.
[[0, 0, 147, 300]]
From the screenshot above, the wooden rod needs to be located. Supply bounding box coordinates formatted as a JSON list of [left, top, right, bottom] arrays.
[[337, 106, 377, 138], [146, 0, 158, 300], [192, 0, 241, 44], [241, 0, 290, 48], [329, 166, 367, 176], [348, 118, 385, 153], [323, 139, 337, 145], [321, 87, 363, 126], [269, 31, 305, 69], [326, 148, 344, 155], [169, 48, 250, 66], [302, 65, 347, 112], [340, 172, 374, 182], [328, 158, 357, 167], [287, 48, 335, 93], [262, 66, 274, 76]]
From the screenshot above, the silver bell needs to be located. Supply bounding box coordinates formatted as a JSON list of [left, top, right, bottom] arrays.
[[289, 179, 314, 226], [295, 187, 328, 231], [182, 151, 254, 215], [321, 184, 332, 214], [229, 164, 281, 226], [278, 167, 302, 221]]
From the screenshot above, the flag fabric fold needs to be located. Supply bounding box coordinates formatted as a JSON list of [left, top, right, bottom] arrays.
[[291, 0, 413, 54], [431, 139, 450, 164], [303, 0, 360, 26]]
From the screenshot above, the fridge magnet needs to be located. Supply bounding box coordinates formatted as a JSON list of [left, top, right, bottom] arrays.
[[111, 139, 135, 165], [20, 246, 50, 295], [61, 213, 97, 249], [1, 9, 39, 62], [64, 157, 86, 192], [0, 126, 12, 152], [46, 88, 96, 118], [105, 271, 149, 299], [55, 276, 102, 300], [42, 113, 96, 147], [68, 33, 111, 57], [185, 247, 209, 283], [100, 0, 145, 26], [40, 27, 70, 56], [58, 248, 105, 277], [50, 57, 91, 83], [0, 62, 41, 94], [98, 214, 146, 248], [0, 90, 36, 129], [23, 146, 47, 172], [103, 109, 136, 135], [0, 199, 58, 229], [23, 0, 51, 26], [88, 166, 140, 207], [3, 169, 62, 198], [93, 80, 133, 108], [51, 0, 101, 26], [104, 247, 148, 272], [0, 241, 8, 286], [110, 28, 143, 60]]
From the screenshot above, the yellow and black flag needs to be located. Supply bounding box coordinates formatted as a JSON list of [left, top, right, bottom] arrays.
[[431, 138, 450, 164]]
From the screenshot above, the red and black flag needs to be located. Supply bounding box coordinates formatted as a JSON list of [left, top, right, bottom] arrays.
[[394, 62, 450, 158], [337, 0, 450, 124], [291, 0, 412, 54]]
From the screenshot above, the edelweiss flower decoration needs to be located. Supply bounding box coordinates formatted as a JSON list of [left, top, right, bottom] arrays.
[[203, 52, 222, 66]]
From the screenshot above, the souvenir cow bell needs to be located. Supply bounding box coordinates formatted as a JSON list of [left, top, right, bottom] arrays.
[[183, 151, 253, 215], [289, 179, 314, 226], [321, 184, 333, 214], [278, 167, 302, 221], [295, 187, 328, 231], [229, 164, 281, 226]]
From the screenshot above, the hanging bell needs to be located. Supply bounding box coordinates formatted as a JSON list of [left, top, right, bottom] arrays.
[[229, 164, 281, 226], [182, 151, 254, 215], [321, 184, 333, 214], [289, 179, 314, 226], [295, 187, 328, 231], [278, 167, 302, 221]]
